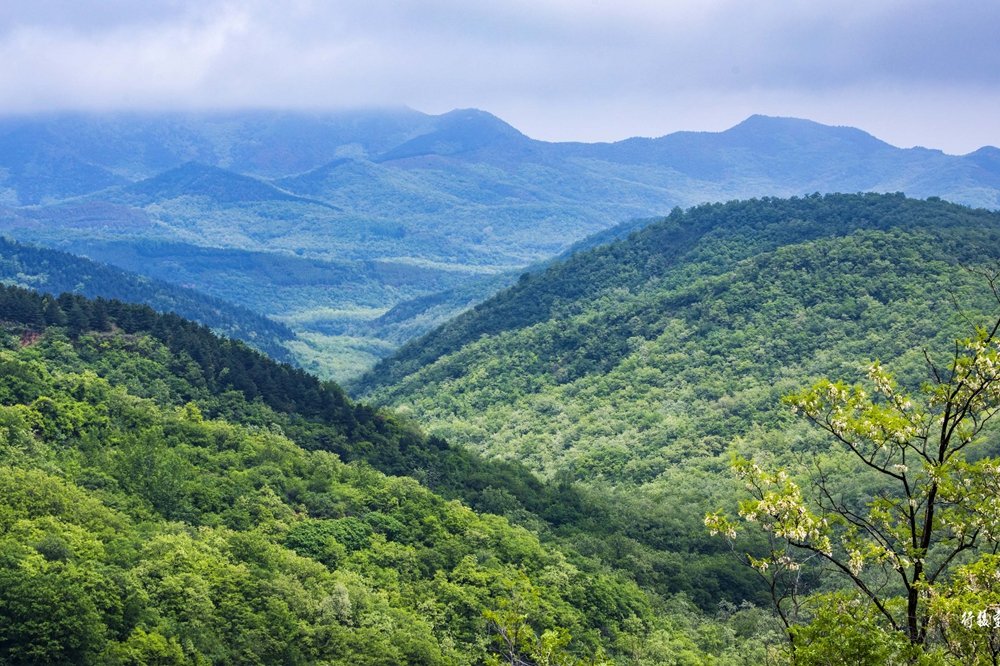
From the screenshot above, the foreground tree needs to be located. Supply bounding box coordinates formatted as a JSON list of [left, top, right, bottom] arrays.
[[707, 273, 1000, 661]]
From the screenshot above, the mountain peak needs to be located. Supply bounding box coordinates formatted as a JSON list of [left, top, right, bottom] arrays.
[[436, 108, 524, 135], [727, 114, 886, 144], [707, 114, 893, 159], [122, 161, 314, 206], [964, 145, 1000, 175], [732, 113, 814, 128], [377, 108, 528, 161]]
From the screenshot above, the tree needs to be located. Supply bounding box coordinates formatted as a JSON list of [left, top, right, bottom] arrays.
[[707, 272, 1000, 657], [42, 296, 67, 327], [0, 557, 106, 665]]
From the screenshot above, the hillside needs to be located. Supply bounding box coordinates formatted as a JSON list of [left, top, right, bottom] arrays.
[[358, 194, 1000, 399], [1, 111, 998, 379], [117, 161, 336, 208], [354, 196, 1000, 614], [0, 236, 295, 362], [34, 238, 486, 379], [0, 285, 788, 664], [343, 219, 656, 349]]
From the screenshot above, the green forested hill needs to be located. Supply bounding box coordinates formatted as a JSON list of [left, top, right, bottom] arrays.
[[355, 195, 1000, 626], [118, 161, 336, 208], [358, 194, 1000, 400], [0, 285, 782, 664], [0, 236, 295, 362], [6, 194, 999, 662]]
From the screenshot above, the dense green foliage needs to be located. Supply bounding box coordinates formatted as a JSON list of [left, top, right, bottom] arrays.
[[358, 194, 1000, 620], [8, 189, 1000, 659], [0, 283, 769, 610], [0, 285, 786, 663], [359, 194, 1000, 395], [707, 292, 1000, 662], [39, 235, 497, 381], [7, 110, 1000, 660], [0, 236, 295, 362]]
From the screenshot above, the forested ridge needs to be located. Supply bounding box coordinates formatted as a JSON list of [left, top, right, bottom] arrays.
[[357, 196, 1000, 486], [357, 193, 999, 395], [0, 236, 295, 362], [355, 193, 1000, 661], [0, 285, 782, 664]]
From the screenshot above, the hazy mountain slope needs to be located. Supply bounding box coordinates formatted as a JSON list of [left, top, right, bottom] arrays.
[[52, 240, 468, 318], [115, 161, 337, 208], [965, 146, 1000, 176], [0, 126, 128, 204], [0, 108, 433, 184], [0, 236, 295, 361], [345, 216, 661, 348], [2, 110, 998, 380], [567, 115, 999, 196], [375, 108, 533, 161], [356, 195, 997, 396]]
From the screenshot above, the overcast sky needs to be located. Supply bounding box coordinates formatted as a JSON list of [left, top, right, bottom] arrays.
[[1, 0, 997, 154]]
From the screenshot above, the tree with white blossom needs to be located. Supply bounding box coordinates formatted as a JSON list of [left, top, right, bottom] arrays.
[[706, 272, 1000, 660]]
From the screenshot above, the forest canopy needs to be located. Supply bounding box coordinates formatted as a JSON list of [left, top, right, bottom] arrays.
[[0, 284, 780, 664]]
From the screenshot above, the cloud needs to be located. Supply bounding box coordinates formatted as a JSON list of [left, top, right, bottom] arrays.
[[0, 2, 248, 107], [0, 0, 996, 152]]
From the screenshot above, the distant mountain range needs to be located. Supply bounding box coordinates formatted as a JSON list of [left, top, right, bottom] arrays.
[[3, 109, 996, 208], [1, 108, 997, 378]]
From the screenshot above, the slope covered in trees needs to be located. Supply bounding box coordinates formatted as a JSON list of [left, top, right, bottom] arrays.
[[0, 285, 784, 664], [0, 236, 295, 362], [707, 293, 1000, 661], [355, 195, 1000, 636], [358, 194, 1000, 399], [7, 193, 1000, 660]]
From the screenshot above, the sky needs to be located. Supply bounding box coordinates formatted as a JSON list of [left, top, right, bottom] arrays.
[[0, 0, 998, 154]]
